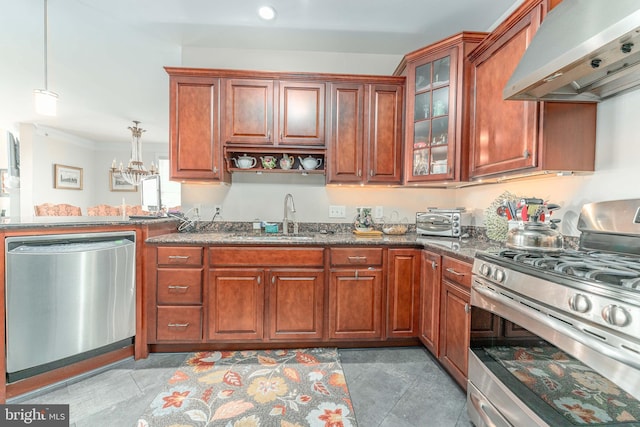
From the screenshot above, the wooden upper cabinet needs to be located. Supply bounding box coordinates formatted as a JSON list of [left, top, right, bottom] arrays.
[[169, 75, 224, 181], [224, 79, 325, 147], [224, 79, 274, 145], [327, 80, 404, 184], [468, 0, 596, 179], [399, 32, 486, 184], [279, 81, 325, 146], [327, 83, 365, 183]]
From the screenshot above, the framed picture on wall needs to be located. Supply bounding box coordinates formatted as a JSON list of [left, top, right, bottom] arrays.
[[0, 169, 8, 196], [54, 164, 83, 190], [110, 171, 137, 192]]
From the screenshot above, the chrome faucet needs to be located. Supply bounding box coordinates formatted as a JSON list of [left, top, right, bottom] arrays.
[[283, 193, 296, 235]]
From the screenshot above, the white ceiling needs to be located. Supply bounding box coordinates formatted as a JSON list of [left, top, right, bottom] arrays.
[[0, 0, 522, 146]]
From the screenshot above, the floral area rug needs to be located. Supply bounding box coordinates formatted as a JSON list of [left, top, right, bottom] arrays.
[[484, 345, 640, 425], [137, 348, 357, 427]]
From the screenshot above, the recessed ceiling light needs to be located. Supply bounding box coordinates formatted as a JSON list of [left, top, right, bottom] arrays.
[[258, 6, 276, 21]]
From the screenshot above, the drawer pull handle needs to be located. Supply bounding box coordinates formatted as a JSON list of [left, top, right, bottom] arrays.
[[168, 323, 190, 329], [348, 256, 367, 264], [168, 255, 190, 263], [445, 268, 465, 276], [465, 303, 470, 314], [168, 285, 190, 293]]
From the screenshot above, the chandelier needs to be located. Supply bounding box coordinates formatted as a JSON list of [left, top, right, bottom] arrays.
[[110, 121, 158, 186]]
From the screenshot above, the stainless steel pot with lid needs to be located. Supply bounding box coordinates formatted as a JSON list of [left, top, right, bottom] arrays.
[[505, 222, 564, 251]]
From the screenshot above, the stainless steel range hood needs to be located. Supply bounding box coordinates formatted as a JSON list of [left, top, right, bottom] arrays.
[[504, 0, 640, 102]]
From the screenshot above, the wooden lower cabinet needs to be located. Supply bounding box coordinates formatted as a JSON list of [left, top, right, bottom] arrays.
[[438, 256, 472, 390], [419, 250, 441, 356], [329, 268, 383, 339], [387, 249, 420, 338], [157, 306, 203, 341], [208, 268, 265, 340], [268, 269, 324, 340], [439, 280, 470, 389]]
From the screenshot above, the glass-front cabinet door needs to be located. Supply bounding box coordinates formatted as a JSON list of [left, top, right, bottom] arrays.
[[408, 51, 456, 181], [399, 33, 487, 184]]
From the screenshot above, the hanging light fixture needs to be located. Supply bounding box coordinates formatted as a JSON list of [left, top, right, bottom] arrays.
[[34, 0, 58, 116], [110, 121, 158, 186]]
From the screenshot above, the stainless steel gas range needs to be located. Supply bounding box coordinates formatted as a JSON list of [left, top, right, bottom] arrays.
[[468, 199, 640, 427]]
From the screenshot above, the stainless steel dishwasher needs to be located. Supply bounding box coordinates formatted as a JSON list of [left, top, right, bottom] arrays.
[[5, 231, 136, 382]]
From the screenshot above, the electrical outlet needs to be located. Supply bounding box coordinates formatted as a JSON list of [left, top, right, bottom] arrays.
[[374, 206, 384, 219], [329, 205, 346, 218]]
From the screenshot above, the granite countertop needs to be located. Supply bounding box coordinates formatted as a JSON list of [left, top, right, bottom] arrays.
[[0, 216, 178, 230], [146, 231, 503, 262]]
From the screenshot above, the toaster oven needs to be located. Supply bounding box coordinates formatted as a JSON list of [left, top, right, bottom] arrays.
[[416, 208, 465, 237]]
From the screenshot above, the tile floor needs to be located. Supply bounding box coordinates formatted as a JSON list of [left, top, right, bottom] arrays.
[[10, 347, 471, 427]]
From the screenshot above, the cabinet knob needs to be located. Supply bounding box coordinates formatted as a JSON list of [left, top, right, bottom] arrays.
[[370, 170, 374, 177], [272, 276, 275, 284], [523, 149, 531, 159], [268, 131, 271, 141], [431, 261, 438, 270], [257, 276, 261, 285], [358, 169, 362, 177], [464, 303, 470, 314], [213, 166, 218, 174]]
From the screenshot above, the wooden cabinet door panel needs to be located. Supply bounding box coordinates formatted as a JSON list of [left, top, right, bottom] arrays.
[[225, 79, 274, 144], [329, 269, 383, 339], [439, 281, 470, 389], [387, 249, 420, 337], [157, 246, 203, 267], [170, 77, 221, 180], [157, 306, 202, 341], [327, 83, 365, 183], [420, 251, 441, 356], [279, 81, 325, 146], [157, 268, 203, 305], [367, 84, 403, 184], [470, 6, 541, 177], [208, 269, 264, 340], [268, 270, 324, 340]]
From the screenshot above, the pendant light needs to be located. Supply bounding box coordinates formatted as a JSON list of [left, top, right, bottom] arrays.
[[34, 0, 58, 116]]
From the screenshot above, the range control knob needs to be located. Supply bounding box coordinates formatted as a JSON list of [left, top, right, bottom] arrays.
[[568, 294, 591, 313], [602, 305, 631, 327], [493, 268, 506, 283], [480, 263, 492, 277]]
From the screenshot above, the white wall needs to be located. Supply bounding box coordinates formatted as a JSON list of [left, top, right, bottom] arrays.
[[182, 47, 402, 75], [18, 124, 165, 218]]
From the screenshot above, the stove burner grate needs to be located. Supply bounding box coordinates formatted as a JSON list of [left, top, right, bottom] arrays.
[[496, 249, 640, 288]]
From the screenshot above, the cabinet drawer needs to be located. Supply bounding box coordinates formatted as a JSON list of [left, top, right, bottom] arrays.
[[157, 247, 203, 266], [442, 257, 472, 289], [157, 268, 203, 304], [157, 306, 202, 341], [331, 248, 383, 266], [210, 247, 324, 267]]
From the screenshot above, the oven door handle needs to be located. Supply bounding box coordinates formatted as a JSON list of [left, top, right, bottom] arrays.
[[472, 282, 640, 370], [468, 384, 512, 427]]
